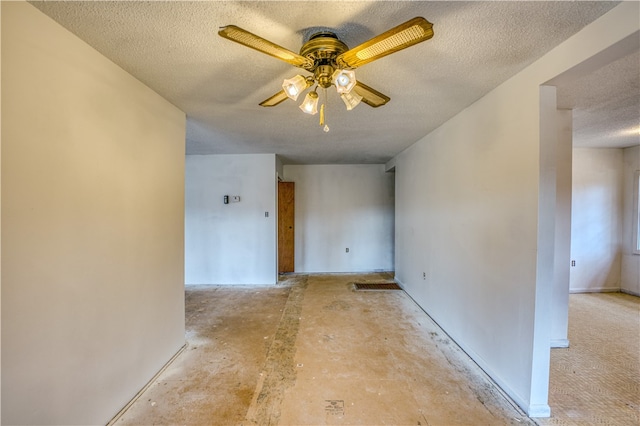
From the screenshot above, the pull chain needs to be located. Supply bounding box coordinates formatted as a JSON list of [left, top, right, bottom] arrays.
[[322, 87, 330, 132]]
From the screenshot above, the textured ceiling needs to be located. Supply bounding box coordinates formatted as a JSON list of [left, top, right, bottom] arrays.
[[30, 1, 633, 164], [558, 50, 640, 149]]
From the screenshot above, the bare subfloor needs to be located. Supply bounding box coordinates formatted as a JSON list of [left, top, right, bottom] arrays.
[[115, 273, 533, 425]]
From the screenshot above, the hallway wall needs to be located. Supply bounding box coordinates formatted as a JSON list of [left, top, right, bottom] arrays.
[[570, 148, 624, 292], [622, 145, 640, 295], [1, 3, 186, 424], [392, 2, 639, 417], [283, 164, 394, 273], [185, 154, 277, 285]]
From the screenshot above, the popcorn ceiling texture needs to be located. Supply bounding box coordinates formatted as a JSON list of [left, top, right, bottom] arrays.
[[558, 50, 639, 149], [30, 1, 630, 164]]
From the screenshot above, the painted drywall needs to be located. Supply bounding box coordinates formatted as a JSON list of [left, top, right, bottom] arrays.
[[570, 148, 623, 292], [276, 155, 284, 181], [392, 2, 639, 417], [551, 110, 572, 348], [1, 3, 186, 425], [622, 145, 640, 295], [0, 3, 3, 420], [185, 154, 277, 285], [283, 165, 394, 273]]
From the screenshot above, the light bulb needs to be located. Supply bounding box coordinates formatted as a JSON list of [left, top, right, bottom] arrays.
[[332, 69, 356, 94], [299, 91, 319, 115], [282, 75, 308, 101]]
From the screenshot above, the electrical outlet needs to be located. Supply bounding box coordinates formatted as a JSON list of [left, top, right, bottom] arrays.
[[423, 272, 426, 280], [346, 248, 349, 253], [571, 260, 576, 267]]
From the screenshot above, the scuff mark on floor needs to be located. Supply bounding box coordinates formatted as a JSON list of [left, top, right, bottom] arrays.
[[245, 275, 309, 425]]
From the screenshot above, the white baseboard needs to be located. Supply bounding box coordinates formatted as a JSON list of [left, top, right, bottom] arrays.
[[392, 278, 544, 417], [528, 403, 552, 418], [551, 339, 569, 348], [570, 286, 620, 294], [298, 270, 395, 275], [107, 343, 187, 425], [621, 289, 640, 297]]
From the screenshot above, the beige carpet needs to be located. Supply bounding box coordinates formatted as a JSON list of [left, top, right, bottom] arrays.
[[536, 292, 640, 425]]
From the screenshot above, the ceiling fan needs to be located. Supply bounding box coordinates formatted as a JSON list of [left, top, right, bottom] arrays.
[[218, 17, 433, 129]]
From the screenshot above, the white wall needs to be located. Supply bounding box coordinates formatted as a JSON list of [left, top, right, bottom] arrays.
[[1, 3, 186, 425], [392, 2, 639, 417], [276, 155, 284, 181], [283, 165, 394, 273], [622, 145, 640, 295], [551, 110, 572, 348], [570, 148, 623, 292], [185, 154, 277, 285]]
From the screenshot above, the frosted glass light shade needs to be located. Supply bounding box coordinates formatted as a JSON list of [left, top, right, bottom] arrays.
[[299, 91, 319, 115], [340, 91, 363, 111], [282, 75, 308, 101], [332, 69, 356, 94]]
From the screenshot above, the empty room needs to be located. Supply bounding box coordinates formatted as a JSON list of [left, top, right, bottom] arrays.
[[2, 1, 639, 425]]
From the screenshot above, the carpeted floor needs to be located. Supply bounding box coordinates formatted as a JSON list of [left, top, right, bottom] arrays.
[[536, 292, 640, 425]]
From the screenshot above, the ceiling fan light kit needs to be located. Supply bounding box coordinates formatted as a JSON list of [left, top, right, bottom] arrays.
[[219, 16, 433, 130], [282, 74, 308, 101], [300, 91, 319, 115], [341, 91, 363, 111], [332, 69, 356, 94]]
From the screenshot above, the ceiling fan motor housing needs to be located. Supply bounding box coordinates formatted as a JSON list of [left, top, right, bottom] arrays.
[[300, 32, 349, 87]]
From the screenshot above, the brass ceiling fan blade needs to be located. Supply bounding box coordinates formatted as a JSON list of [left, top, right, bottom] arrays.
[[259, 90, 289, 107], [336, 17, 433, 69], [352, 81, 390, 108], [219, 25, 313, 70]]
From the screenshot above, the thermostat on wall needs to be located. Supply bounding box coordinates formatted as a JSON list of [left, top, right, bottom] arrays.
[[223, 195, 241, 204]]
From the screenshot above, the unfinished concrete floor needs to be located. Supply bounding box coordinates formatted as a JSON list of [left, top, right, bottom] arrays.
[[114, 273, 533, 425]]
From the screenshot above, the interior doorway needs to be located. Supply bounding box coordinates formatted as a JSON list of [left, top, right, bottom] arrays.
[[278, 181, 295, 273], [543, 31, 639, 422]]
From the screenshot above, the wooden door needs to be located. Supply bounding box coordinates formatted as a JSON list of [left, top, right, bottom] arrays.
[[278, 181, 295, 273]]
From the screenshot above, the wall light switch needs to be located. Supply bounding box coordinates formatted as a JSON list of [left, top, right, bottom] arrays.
[[231, 196, 241, 203]]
